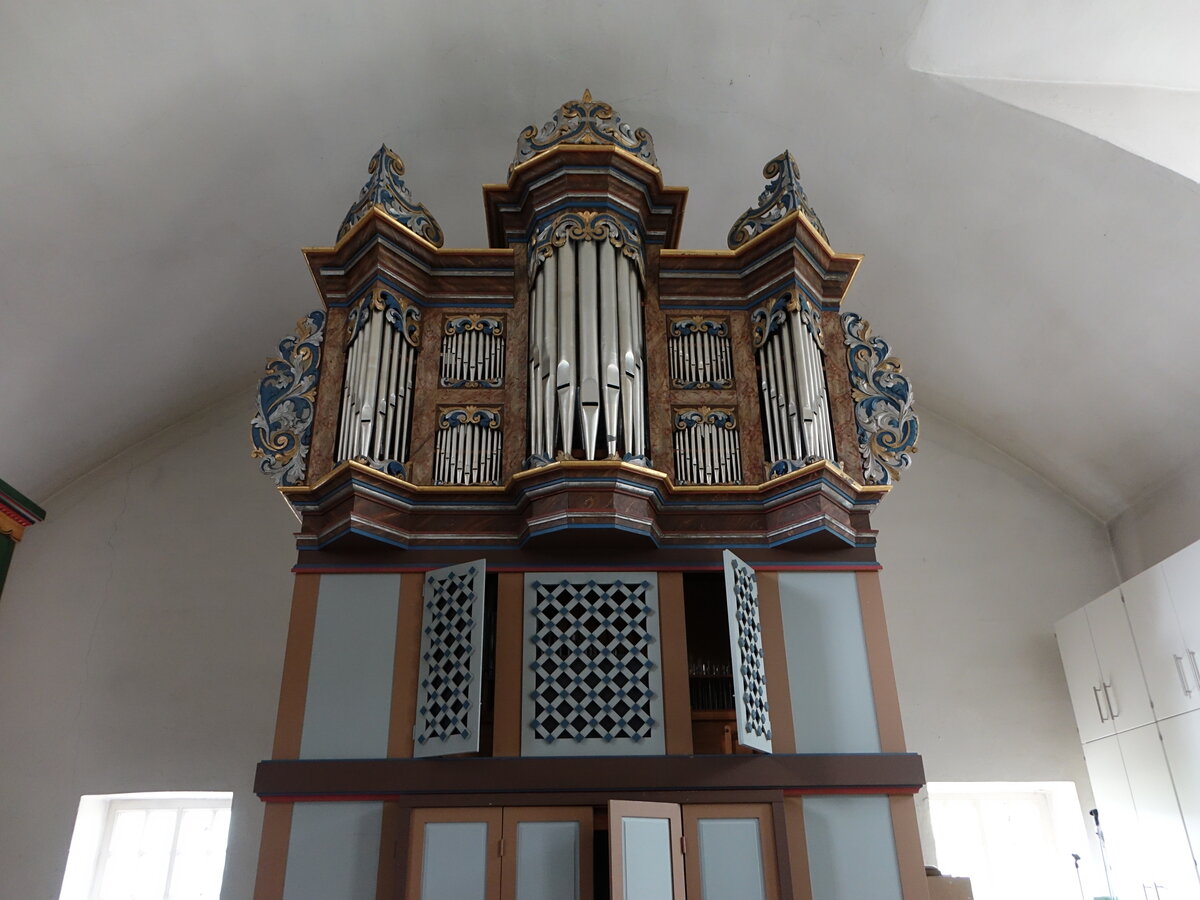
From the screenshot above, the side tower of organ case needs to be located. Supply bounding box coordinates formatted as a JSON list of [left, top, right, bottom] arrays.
[[249, 93, 925, 900]]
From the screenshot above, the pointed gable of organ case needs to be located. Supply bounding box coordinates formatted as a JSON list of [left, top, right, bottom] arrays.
[[249, 93, 928, 900]]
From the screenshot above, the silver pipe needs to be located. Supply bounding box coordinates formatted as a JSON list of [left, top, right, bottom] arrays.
[[542, 253, 558, 457], [600, 241, 621, 458], [577, 239, 600, 459], [616, 256, 635, 456], [556, 240, 578, 456]]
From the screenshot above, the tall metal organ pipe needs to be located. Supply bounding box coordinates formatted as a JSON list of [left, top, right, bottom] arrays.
[[528, 231, 646, 464]]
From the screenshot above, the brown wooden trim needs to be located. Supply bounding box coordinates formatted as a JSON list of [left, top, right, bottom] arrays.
[[388, 574, 423, 758], [610, 800, 685, 900], [492, 572, 524, 756], [682, 803, 780, 900], [252, 802, 293, 900], [500, 806, 594, 900], [407, 807, 503, 900], [658, 572, 693, 755], [890, 795, 931, 900], [375, 802, 404, 900], [271, 576, 320, 759], [255, 753, 925, 800], [781, 797, 812, 900], [856, 571, 908, 752], [268, 789, 786, 808], [756, 572, 797, 754]]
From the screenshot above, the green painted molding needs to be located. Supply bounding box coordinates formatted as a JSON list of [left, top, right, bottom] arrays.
[[0, 476, 46, 525]]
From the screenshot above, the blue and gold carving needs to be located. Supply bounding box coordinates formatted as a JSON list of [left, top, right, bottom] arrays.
[[439, 406, 502, 431], [528, 209, 644, 281], [750, 289, 824, 350], [675, 407, 737, 430], [337, 145, 445, 247], [250, 311, 325, 486], [728, 151, 829, 249], [841, 312, 918, 485], [670, 318, 727, 340], [445, 315, 504, 337], [347, 288, 421, 346], [511, 90, 658, 174]]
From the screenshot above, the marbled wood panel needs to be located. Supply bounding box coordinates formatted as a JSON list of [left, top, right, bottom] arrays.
[[643, 247, 673, 473], [503, 246, 529, 477], [309, 305, 348, 483], [821, 306, 865, 483], [730, 308, 767, 482], [407, 305, 443, 484]]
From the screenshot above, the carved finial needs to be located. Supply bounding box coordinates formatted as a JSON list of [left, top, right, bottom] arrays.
[[510, 93, 657, 174], [337, 144, 445, 246], [727, 150, 828, 249]]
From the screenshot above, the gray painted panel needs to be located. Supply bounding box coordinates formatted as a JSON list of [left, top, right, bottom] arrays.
[[300, 574, 400, 759], [283, 802, 383, 900], [621, 817, 675, 900], [777, 572, 881, 753], [803, 796, 902, 900], [697, 817, 765, 900], [516, 821, 580, 900], [420, 821, 489, 900]]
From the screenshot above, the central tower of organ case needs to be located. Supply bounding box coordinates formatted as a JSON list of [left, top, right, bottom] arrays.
[[249, 92, 925, 900]]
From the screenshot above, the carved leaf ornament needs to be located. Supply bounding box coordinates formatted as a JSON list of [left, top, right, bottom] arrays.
[[841, 312, 919, 484], [250, 311, 325, 486]]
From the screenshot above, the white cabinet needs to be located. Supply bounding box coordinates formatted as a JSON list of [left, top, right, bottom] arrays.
[[1055, 589, 1153, 743], [1057, 542, 1200, 900], [1124, 566, 1200, 721], [1160, 710, 1200, 885]]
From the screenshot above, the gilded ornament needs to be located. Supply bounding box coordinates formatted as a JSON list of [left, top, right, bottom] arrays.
[[528, 210, 645, 281], [750, 290, 824, 350], [347, 288, 422, 346], [511, 90, 658, 174], [338, 145, 445, 247], [250, 310, 325, 486], [675, 407, 737, 430], [841, 312, 919, 484], [728, 150, 828, 249]]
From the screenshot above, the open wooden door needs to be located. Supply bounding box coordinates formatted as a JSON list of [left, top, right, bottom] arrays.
[[722, 550, 774, 753], [608, 800, 685, 900], [413, 560, 487, 758]]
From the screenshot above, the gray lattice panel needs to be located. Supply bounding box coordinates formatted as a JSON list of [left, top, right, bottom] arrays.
[[521, 572, 665, 757], [413, 560, 487, 758], [723, 551, 773, 753]]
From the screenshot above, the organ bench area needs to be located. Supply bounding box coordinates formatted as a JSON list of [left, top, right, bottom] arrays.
[[249, 93, 925, 900]]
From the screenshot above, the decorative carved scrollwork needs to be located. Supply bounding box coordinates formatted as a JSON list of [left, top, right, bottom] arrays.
[[337, 145, 444, 247], [528, 210, 644, 281], [728, 150, 828, 249], [250, 310, 325, 486], [511, 90, 657, 174], [841, 312, 919, 485], [750, 289, 824, 350], [347, 288, 421, 346]]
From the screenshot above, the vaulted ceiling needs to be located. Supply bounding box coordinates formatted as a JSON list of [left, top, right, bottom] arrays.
[[3, 0, 1197, 521]]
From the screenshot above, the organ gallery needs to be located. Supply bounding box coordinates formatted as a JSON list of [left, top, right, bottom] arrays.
[[249, 91, 925, 900]]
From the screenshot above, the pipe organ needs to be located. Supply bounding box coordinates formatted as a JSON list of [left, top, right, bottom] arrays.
[[250, 92, 924, 900]]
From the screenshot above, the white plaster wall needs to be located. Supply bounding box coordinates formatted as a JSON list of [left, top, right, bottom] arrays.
[[0, 399, 1122, 897], [0, 390, 297, 900], [874, 411, 1118, 787], [1108, 462, 1200, 580]]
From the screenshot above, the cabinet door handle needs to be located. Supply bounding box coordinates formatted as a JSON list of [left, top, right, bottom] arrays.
[[1189, 649, 1200, 693], [1175, 654, 1193, 696], [1094, 686, 1109, 722], [1102, 681, 1118, 718]]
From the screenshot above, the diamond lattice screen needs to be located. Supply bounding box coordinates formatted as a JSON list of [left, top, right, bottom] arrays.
[[413, 560, 487, 758], [522, 573, 665, 756], [723, 551, 773, 753]]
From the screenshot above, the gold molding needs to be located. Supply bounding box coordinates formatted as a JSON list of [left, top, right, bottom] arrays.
[[0, 510, 26, 541], [280, 455, 889, 500]]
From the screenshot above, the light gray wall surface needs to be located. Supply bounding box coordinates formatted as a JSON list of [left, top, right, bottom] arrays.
[[1108, 463, 1200, 580], [0, 399, 1123, 898], [874, 412, 1118, 787], [0, 392, 297, 900]]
